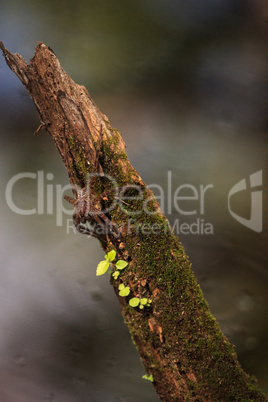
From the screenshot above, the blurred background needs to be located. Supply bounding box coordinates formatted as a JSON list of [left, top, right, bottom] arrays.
[[0, 1, 267, 400]]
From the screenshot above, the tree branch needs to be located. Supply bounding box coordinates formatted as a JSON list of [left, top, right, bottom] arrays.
[[1, 41, 267, 401]]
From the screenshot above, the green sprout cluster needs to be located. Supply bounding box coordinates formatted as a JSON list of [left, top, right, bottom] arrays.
[[96, 249, 127, 276], [96, 250, 152, 309], [142, 374, 154, 382], [129, 297, 152, 309], [118, 283, 130, 296]]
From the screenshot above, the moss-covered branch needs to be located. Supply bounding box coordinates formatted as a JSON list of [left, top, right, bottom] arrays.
[[1, 41, 267, 401]]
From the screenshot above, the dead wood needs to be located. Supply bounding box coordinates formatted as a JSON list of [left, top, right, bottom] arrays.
[[1, 42, 267, 401]]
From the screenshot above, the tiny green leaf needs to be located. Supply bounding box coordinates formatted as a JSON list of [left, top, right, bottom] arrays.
[[142, 374, 154, 382], [96, 260, 110, 276], [140, 298, 148, 305], [118, 283, 125, 290], [139, 304, 144, 309], [129, 297, 140, 307], [116, 260, 128, 270], [119, 287, 130, 297], [107, 250, 116, 262], [112, 271, 120, 280]]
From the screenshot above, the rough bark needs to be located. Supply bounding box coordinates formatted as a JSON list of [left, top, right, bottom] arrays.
[[1, 42, 267, 401]]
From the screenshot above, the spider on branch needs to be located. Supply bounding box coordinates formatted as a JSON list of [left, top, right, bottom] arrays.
[[64, 176, 125, 255]]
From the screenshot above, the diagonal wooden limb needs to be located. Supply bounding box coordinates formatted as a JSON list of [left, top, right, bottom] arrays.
[[1, 42, 267, 401]]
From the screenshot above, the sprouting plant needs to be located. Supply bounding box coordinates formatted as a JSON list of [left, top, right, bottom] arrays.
[[112, 259, 128, 279], [96, 251, 152, 310], [96, 250, 116, 276], [118, 283, 130, 297], [129, 297, 152, 309], [142, 374, 154, 382], [112, 271, 120, 280], [96, 250, 128, 276]]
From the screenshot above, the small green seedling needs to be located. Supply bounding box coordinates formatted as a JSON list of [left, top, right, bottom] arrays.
[[142, 374, 154, 382], [96, 250, 128, 276], [115, 260, 128, 270], [96, 250, 116, 276], [118, 283, 130, 297], [129, 297, 140, 307], [129, 297, 152, 309], [112, 259, 128, 279], [112, 271, 120, 280]]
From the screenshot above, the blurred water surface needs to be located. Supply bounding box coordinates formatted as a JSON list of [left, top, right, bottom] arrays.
[[0, 1, 267, 400]]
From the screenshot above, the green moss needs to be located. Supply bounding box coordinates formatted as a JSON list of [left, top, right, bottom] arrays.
[[109, 199, 266, 399], [92, 140, 98, 150], [67, 123, 267, 400], [100, 138, 139, 188], [67, 134, 92, 186]]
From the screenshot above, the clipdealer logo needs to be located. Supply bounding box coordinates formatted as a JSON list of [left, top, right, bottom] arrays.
[[5, 170, 263, 234], [228, 170, 263, 233]]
